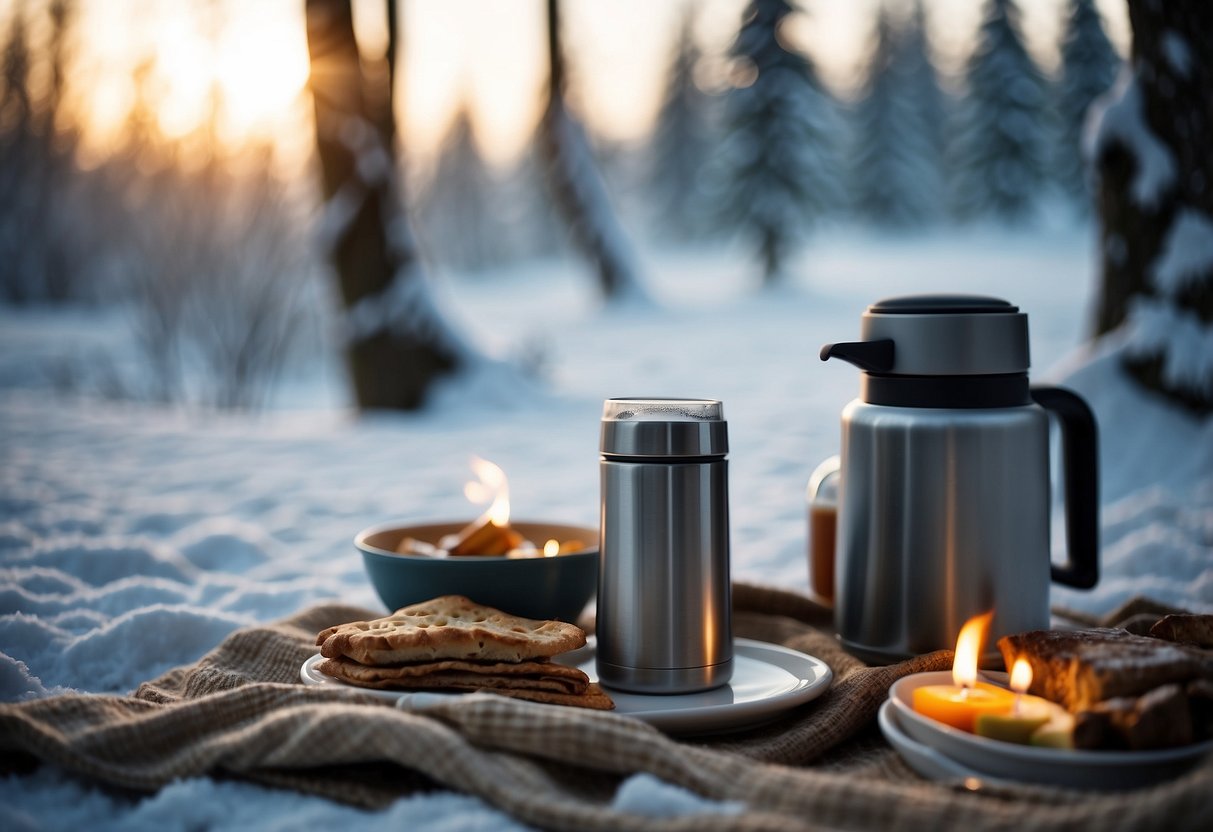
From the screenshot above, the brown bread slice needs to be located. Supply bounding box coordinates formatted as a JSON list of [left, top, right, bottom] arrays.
[[998, 627, 1213, 711], [1073, 684, 1194, 750], [1150, 614, 1213, 648]]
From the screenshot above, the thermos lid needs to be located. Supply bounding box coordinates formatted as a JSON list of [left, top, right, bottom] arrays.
[[823, 294, 1030, 376], [600, 398, 728, 458]]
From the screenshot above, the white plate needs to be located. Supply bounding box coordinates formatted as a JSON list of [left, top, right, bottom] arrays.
[[887, 671, 1213, 790], [301, 637, 832, 736], [877, 701, 1015, 789]]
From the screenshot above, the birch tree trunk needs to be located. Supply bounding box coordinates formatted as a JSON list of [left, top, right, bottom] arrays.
[[305, 0, 459, 410]]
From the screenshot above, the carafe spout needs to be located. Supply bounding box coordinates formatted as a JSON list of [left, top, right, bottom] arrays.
[[819, 339, 895, 373]]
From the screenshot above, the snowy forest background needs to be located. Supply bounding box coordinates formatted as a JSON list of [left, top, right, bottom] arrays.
[[4, 4, 1213, 826], [0, 0, 1209, 413]]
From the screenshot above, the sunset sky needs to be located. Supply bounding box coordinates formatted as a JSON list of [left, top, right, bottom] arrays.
[[25, 0, 1130, 168]]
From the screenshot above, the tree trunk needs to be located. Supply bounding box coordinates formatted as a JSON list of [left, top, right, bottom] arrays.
[[538, 0, 648, 304], [305, 0, 458, 410], [1092, 0, 1213, 411]]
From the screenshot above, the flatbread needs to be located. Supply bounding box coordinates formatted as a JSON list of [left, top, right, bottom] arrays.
[[322, 672, 614, 710], [317, 655, 590, 695], [316, 595, 587, 664], [484, 683, 615, 711]]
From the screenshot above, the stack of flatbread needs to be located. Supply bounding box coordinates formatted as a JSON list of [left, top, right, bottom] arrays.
[[315, 595, 614, 710]]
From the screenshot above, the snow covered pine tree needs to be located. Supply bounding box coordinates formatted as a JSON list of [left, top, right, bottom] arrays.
[[648, 6, 717, 241], [1089, 0, 1213, 413], [416, 106, 510, 272], [849, 1, 946, 228], [498, 133, 567, 263], [716, 0, 840, 285], [1055, 0, 1121, 213], [950, 0, 1050, 222], [305, 0, 469, 410]]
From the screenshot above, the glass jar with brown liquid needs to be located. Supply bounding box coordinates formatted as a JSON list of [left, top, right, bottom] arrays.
[[806, 456, 839, 606]]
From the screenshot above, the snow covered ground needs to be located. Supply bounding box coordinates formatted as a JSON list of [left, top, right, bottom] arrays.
[[2, 229, 1211, 829]]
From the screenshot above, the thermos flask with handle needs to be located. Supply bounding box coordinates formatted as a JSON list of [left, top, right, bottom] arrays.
[[821, 295, 1099, 663], [596, 398, 733, 693]]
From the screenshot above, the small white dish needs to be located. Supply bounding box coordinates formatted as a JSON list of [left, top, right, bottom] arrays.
[[877, 701, 1014, 789], [302, 637, 832, 736], [888, 671, 1213, 790]]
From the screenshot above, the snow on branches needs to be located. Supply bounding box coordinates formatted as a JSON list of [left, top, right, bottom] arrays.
[[715, 0, 841, 283], [1087, 72, 1177, 211], [950, 0, 1050, 222], [1125, 296, 1213, 400], [848, 1, 945, 228]]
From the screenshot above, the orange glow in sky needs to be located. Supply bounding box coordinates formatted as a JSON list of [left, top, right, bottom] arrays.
[[149, 10, 309, 141], [41, 0, 1130, 169], [66, 0, 311, 165]]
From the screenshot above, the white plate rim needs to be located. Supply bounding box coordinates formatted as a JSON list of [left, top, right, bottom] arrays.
[[888, 671, 1213, 771], [301, 637, 832, 735], [877, 700, 1016, 787]]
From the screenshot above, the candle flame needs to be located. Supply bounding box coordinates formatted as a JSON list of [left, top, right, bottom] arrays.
[[543, 539, 560, 558], [952, 610, 994, 688], [1010, 657, 1033, 694], [464, 456, 510, 527]]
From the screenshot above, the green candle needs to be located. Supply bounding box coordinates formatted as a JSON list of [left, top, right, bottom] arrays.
[[974, 698, 1051, 743]]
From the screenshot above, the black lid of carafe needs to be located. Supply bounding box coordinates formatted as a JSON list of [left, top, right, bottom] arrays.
[[868, 295, 1018, 316]]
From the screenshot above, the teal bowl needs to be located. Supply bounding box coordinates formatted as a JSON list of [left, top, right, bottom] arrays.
[[356, 520, 599, 623]]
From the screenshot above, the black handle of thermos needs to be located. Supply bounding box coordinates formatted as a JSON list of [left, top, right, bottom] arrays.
[[1030, 386, 1099, 589]]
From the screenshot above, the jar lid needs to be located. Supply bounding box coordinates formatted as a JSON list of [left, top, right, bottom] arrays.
[[600, 398, 728, 458]]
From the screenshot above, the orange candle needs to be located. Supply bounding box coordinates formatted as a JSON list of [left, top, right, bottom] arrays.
[[913, 681, 1014, 732], [910, 610, 1014, 732]]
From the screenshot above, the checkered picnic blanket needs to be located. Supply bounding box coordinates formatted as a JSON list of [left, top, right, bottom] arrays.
[[2, 584, 1210, 831]]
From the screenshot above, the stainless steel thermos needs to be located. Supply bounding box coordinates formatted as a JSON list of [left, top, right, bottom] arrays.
[[596, 398, 733, 693], [821, 295, 1099, 663]]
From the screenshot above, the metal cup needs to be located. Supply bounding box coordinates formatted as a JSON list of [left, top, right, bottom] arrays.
[[596, 398, 733, 694]]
